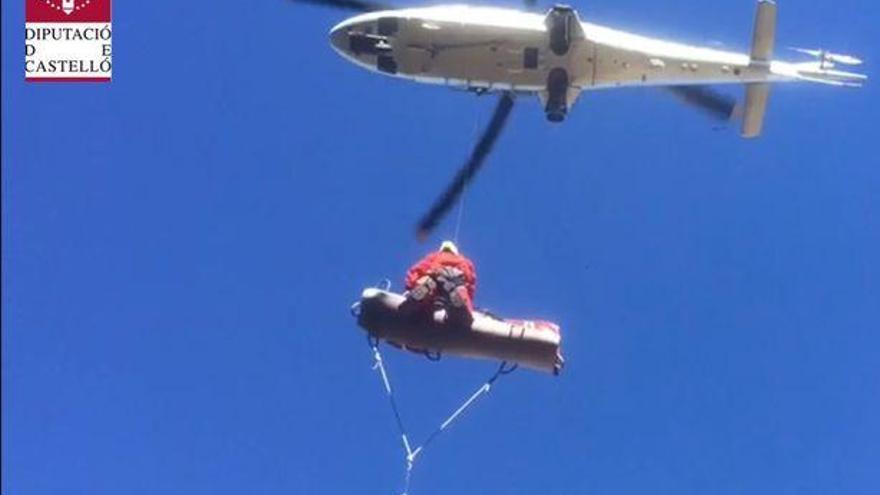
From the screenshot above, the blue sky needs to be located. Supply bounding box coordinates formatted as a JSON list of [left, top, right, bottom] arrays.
[[3, 1, 878, 494]]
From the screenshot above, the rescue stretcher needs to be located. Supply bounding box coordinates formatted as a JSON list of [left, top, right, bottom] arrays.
[[353, 287, 564, 374]]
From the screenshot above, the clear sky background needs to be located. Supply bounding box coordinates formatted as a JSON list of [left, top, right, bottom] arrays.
[[3, 1, 878, 494]]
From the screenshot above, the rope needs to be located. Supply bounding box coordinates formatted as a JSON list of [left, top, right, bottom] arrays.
[[452, 181, 467, 244], [369, 342, 516, 495], [371, 346, 415, 461], [451, 101, 483, 244]]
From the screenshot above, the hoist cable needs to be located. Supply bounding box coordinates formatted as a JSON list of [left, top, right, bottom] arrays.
[[451, 100, 484, 244]]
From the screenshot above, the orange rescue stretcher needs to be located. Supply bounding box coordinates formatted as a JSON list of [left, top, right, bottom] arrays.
[[353, 287, 564, 375]]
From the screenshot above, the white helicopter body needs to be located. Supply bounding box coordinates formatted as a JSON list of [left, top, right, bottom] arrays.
[[328, 2, 865, 137]]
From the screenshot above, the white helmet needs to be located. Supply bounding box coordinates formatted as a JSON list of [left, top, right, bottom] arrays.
[[439, 240, 459, 255]]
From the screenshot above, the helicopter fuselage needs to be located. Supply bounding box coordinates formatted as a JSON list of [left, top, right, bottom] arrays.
[[328, 3, 864, 130], [331, 5, 773, 90]]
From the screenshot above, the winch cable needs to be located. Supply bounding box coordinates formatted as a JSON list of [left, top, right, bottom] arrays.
[[451, 99, 484, 245], [451, 176, 467, 245], [369, 340, 517, 495]]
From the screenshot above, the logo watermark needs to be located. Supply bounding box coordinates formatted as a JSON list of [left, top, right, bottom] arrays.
[[25, 0, 112, 82]]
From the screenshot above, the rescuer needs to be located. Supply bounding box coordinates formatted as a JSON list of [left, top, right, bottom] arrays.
[[402, 240, 476, 326]]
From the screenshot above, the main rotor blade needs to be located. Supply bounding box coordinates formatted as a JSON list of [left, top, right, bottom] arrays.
[[291, 0, 392, 13], [667, 85, 737, 121], [416, 92, 516, 240]]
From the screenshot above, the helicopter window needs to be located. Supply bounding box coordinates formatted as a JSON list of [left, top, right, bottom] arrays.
[[524, 48, 538, 69], [378, 17, 399, 36]]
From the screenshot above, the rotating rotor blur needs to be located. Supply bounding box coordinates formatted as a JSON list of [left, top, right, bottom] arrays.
[[292, 0, 738, 239]]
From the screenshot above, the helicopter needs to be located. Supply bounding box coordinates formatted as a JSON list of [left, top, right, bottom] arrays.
[[296, 0, 866, 237]]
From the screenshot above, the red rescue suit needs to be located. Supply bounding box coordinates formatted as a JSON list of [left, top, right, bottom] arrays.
[[405, 251, 477, 313]]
